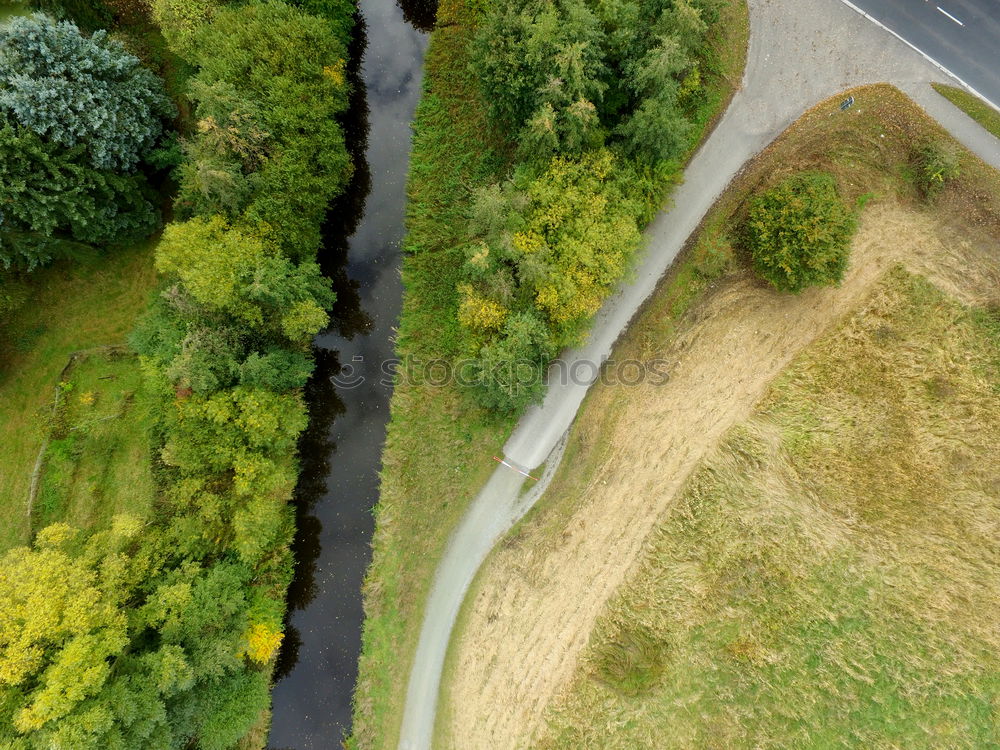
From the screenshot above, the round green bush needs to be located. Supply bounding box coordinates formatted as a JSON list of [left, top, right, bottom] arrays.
[[746, 171, 856, 293]]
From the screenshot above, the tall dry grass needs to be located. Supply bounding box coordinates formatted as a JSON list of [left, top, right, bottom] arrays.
[[541, 268, 1000, 748]]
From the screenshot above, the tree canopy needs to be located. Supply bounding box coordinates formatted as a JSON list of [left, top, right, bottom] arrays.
[[0, 520, 280, 749], [0, 13, 172, 171], [0, 122, 158, 270], [0, 13, 169, 275], [455, 0, 724, 409], [175, 1, 353, 258]]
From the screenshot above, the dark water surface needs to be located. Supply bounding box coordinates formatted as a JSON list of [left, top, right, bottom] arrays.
[[267, 0, 432, 746]]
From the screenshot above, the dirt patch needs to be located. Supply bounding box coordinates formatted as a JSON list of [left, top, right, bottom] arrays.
[[437, 201, 998, 749]]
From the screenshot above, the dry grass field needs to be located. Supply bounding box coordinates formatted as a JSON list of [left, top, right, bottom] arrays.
[[540, 267, 1000, 748]]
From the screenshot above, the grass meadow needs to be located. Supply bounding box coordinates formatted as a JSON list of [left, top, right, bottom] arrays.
[[541, 268, 1000, 748], [0, 241, 159, 551]]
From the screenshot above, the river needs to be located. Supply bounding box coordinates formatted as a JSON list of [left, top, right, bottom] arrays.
[[267, 0, 433, 747]]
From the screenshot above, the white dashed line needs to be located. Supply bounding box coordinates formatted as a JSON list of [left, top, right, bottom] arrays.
[[936, 6, 965, 26]]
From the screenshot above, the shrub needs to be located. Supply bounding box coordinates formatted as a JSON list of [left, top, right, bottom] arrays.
[[30, 0, 114, 31], [470, 311, 554, 412], [916, 140, 961, 197], [745, 172, 856, 293]]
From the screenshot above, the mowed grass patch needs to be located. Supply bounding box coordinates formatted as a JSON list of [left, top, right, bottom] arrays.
[[541, 268, 1000, 749], [351, 1, 751, 746], [0, 240, 158, 551], [933, 82, 1000, 141], [31, 349, 156, 535]]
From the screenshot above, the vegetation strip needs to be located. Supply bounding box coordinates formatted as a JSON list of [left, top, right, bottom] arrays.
[[932, 82, 1000, 141], [352, 0, 750, 746]]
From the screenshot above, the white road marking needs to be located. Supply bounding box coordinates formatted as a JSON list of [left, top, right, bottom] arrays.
[[936, 5, 965, 26], [837, 0, 999, 113]]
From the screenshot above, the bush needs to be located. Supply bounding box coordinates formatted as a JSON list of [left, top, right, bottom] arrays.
[[916, 140, 961, 197], [745, 172, 856, 293]]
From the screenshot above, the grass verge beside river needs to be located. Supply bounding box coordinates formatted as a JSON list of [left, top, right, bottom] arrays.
[[350, 1, 750, 746]]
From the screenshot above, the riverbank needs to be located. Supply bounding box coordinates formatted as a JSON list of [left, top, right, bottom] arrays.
[[266, 0, 432, 744], [351, 1, 750, 746]]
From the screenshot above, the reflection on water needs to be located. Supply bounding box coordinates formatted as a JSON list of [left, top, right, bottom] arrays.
[[267, 0, 432, 746], [396, 0, 437, 32], [274, 347, 347, 683]]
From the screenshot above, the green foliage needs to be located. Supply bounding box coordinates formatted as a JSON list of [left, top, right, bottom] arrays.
[[0, 13, 168, 272], [0, 13, 173, 171], [150, 0, 217, 56], [281, 0, 356, 45], [473, 0, 719, 165], [469, 311, 554, 411], [0, 0, 360, 746], [745, 172, 856, 293], [474, 0, 607, 161], [130, 217, 331, 405], [175, 1, 353, 258], [154, 217, 333, 341], [27, 0, 114, 31], [460, 149, 643, 409], [190, 670, 270, 750], [453, 0, 726, 411], [0, 122, 158, 270], [0, 523, 284, 749], [916, 140, 961, 198]]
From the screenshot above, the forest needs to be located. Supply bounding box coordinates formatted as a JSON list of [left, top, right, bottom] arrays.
[[0, 0, 356, 747]]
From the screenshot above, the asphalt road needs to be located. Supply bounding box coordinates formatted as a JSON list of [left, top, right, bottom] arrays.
[[396, 1, 1000, 747], [848, 0, 1000, 107]]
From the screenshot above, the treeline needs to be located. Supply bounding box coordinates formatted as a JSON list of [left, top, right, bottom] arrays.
[[450, 0, 725, 410], [0, 1, 356, 747]]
